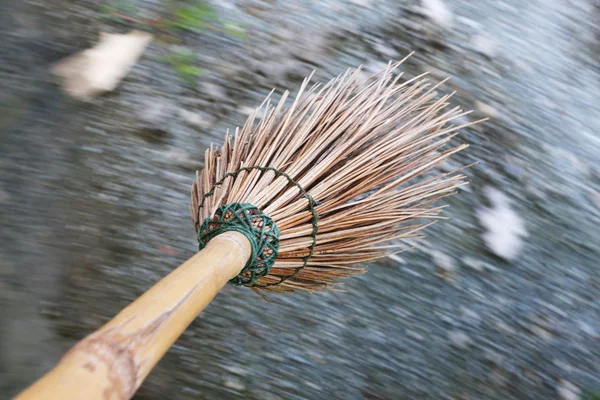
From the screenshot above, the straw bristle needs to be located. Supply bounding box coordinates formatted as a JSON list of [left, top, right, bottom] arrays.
[[191, 56, 477, 293]]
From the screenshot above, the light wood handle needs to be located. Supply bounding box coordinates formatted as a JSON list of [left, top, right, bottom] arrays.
[[15, 231, 251, 400]]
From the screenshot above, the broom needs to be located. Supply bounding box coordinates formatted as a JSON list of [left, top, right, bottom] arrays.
[[16, 56, 477, 400]]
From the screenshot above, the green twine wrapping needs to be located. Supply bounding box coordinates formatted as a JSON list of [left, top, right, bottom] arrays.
[[197, 166, 319, 287], [198, 203, 279, 286]]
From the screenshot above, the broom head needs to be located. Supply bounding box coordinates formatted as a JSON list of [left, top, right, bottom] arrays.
[[191, 56, 477, 293]]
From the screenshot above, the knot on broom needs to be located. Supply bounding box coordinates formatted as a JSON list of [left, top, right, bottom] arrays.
[[198, 202, 280, 285], [197, 166, 319, 287]]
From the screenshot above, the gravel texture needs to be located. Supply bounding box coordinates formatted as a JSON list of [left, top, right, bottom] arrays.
[[1, 0, 600, 399]]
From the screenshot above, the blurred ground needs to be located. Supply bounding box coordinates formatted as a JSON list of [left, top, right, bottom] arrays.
[[1, 0, 600, 399]]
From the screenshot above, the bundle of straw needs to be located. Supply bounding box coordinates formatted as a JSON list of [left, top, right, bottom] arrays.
[[192, 56, 472, 292]]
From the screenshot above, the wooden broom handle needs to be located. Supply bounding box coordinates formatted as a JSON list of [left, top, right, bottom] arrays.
[[15, 231, 251, 400]]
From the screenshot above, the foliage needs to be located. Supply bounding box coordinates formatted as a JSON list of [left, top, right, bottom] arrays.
[[161, 50, 203, 86], [99, 0, 246, 85], [166, 1, 218, 32], [164, 1, 246, 39], [222, 22, 247, 40]]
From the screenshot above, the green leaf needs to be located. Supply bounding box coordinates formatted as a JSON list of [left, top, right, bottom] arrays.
[[223, 22, 247, 40], [171, 2, 217, 32], [177, 65, 202, 77], [162, 48, 203, 86]]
